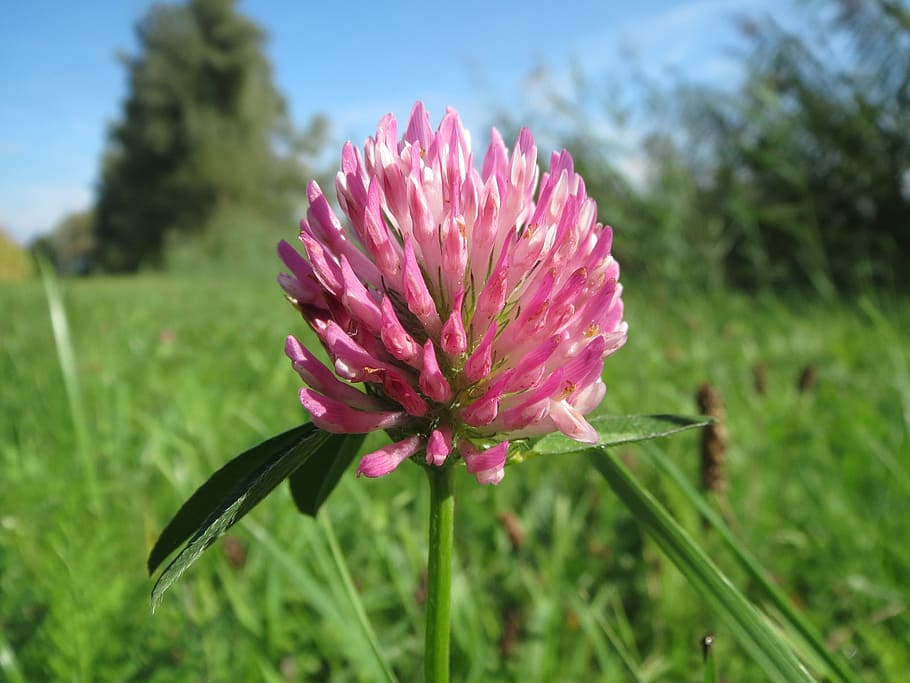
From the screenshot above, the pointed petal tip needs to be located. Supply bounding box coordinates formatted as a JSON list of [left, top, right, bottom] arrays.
[[550, 400, 599, 444]]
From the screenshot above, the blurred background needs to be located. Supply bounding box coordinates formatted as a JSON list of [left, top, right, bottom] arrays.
[[1, 0, 909, 681]]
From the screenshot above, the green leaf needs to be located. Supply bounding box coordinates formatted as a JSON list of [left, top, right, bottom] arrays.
[[510, 414, 711, 464], [288, 432, 366, 516], [148, 423, 317, 575], [149, 423, 330, 610], [589, 448, 814, 682]]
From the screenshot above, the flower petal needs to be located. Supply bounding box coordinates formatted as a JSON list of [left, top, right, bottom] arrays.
[[299, 389, 407, 433], [460, 440, 508, 486], [361, 178, 402, 284], [339, 256, 382, 333], [285, 335, 380, 411], [426, 427, 453, 466], [548, 399, 598, 444], [440, 289, 467, 356], [402, 236, 442, 334], [324, 321, 387, 382], [357, 435, 423, 478], [382, 369, 429, 417], [461, 381, 504, 426], [379, 296, 421, 364], [464, 320, 497, 382], [419, 340, 453, 403]]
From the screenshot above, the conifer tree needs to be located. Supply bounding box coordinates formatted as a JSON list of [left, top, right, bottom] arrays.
[[94, 0, 300, 271]]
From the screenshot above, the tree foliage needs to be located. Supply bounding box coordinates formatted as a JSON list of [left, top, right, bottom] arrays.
[[93, 0, 305, 272], [31, 210, 96, 275], [660, 0, 910, 292], [519, 0, 910, 294]]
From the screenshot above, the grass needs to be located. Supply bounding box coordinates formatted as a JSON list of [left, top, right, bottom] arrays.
[[1, 273, 908, 681]]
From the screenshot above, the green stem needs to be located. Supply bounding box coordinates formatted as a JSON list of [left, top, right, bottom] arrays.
[[425, 464, 455, 683]]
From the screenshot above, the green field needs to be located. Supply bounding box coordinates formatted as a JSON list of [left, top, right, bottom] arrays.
[[2, 275, 908, 682]]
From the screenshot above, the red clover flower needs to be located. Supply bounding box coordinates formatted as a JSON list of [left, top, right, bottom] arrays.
[[279, 102, 627, 485]]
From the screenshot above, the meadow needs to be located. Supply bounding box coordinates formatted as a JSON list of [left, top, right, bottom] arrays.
[[2, 273, 908, 682]]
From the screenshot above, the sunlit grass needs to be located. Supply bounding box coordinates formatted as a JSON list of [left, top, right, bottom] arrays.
[[1, 275, 907, 681]]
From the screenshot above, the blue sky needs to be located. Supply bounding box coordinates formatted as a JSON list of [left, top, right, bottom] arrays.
[[0, 0, 790, 243]]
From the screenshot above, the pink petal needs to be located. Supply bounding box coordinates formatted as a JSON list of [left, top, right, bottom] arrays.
[[361, 179, 401, 283], [277, 271, 323, 308], [510, 128, 537, 190], [440, 289, 467, 356], [277, 239, 315, 282], [426, 427, 453, 466], [461, 167, 480, 234], [560, 336, 607, 391], [407, 174, 435, 246], [496, 369, 564, 430], [419, 340, 453, 403], [357, 435, 423, 478], [285, 336, 380, 411], [382, 369, 429, 417], [511, 269, 555, 336], [498, 397, 550, 432], [501, 335, 559, 393], [552, 267, 588, 311], [380, 162, 409, 232], [461, 382, 504, 426], [299, 229, 342, 296], [472, 176, 500, 258], [341, 140, 362, 176], [441, 214, 467, 292], [305, 181, 381, 285], [403, 101, 433, 149], [460, 440, 508, 486], [474, 236, 511, 323], [549, 400, 598, 444], [571, 379, 606, 414], [465, 320, 497, 382], [339, 256, 381, 333], [374, 112, 398, 149], [379, 296, 420, 364], [403, 237, 442, 333], [475, 467, 505, 486], [299, 389, 407, 434], [481, 127, 508, 187], [324, 321, 387, 382]]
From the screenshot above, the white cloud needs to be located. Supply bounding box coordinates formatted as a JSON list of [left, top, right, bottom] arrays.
[[0, 182, 93, 244]]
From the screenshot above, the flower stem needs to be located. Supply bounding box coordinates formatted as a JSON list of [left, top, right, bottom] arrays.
[[425, 464, 455, 683]]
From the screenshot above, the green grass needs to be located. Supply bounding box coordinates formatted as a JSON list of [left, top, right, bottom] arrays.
[[1, 274, 908, 681]]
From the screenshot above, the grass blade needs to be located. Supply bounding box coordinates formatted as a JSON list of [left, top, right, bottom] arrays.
[[39, 258, 97, 511], [0, 633, 27, 683], [319, 511, 399, 683], [589, 447, 814, 682], [702, 634, 717, 683], [646, 442, 861, 683]]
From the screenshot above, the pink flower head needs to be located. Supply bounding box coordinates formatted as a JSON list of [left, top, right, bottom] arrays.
[[280, 102, 627, 485]]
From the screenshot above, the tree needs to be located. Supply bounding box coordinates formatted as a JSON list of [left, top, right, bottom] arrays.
[[32, 210, 96, 275], [94, 0, 303, 271], [511, 0, 910, 293], [671, 0, 910, 292]]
